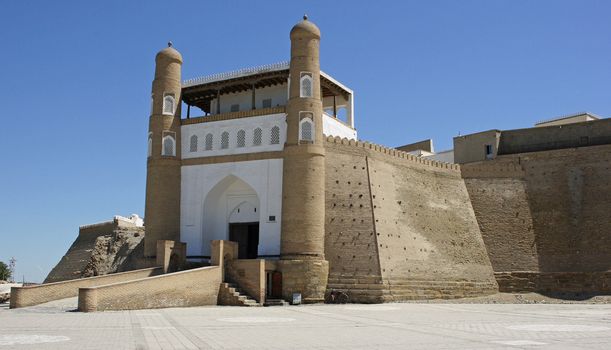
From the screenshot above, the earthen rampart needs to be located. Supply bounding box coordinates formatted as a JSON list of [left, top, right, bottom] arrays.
[[324, 138, 497, 301], [463, 144, 611, 293]]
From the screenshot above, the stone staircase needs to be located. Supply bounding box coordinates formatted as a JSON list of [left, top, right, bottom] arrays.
[[264, 298, 289, 306], [218, 283, 261, 306]]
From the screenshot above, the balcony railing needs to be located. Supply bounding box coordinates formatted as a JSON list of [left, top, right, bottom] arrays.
[[182, 106, 287, 125]]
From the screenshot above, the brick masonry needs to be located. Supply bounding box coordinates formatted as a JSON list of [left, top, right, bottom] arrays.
[[324, 137, 498, 302], [78, 266, 221, 312], [11, 267, 162, 308], [463, 144, 611, 293]]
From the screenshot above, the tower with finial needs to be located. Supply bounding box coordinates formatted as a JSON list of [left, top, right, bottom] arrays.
[[277, 15, 329, 302], [143, 42, 183, 257]]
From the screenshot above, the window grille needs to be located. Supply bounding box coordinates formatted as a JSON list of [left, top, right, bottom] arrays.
[[262, 98, 272, 108], [189, 135, 198, 152], [163, 95, 175, 115], [237, 130, 246, 148], [205, 133, 213, 151], [162, 136, 175, 156], [270, 126, 280, 145], [300, 73, 313, 98], [300, 118, 313, 142], [221, 131, 229, 149], [230, 104, 240, 112], [253, 128, 262, 146]]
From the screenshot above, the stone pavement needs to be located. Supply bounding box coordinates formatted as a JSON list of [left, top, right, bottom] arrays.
[[1, 298, 610, 349]]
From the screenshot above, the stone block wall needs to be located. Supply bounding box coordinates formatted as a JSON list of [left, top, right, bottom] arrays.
[[324, 137, 498, 301], [10, 267, 161, 308]]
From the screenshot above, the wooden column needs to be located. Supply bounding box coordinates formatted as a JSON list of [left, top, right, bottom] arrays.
[[251, 83, 256, 110], [187, 104, 191, 119], [216, 89, 221, 114]]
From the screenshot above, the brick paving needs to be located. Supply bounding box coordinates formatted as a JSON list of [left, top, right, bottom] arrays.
[[1, 299, 610, 349]]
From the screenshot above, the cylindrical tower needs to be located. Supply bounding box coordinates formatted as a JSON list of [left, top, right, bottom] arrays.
[[278, 16, 329, 303], [144, 43, 183, 257]]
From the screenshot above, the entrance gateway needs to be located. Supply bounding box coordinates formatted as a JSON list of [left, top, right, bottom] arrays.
[[228, 222, 259, 259]]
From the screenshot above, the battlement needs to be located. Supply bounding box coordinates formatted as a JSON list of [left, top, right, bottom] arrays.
[[460, 161, 525, 179], [324, 135, 461, 172]]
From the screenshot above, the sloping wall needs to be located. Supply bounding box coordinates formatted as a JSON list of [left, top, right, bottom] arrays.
[[324, 137, 498, 301], [325, 145, 383, 302], [462, 144, 611, 293], [45, 221, 147, 283]]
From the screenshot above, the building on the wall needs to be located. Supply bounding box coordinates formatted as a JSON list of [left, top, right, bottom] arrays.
[[37, 17, 610, 311], [454, 114, 609, 164]]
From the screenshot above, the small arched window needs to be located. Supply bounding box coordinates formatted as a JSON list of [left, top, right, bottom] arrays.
[[300, 117, 314, 142], [253, 128, 262, 146], [270, 126, 280, 145], [163, 95, 175, 115], [221, 131, 229, 149], [205, 133, 213, 151], [237, 130, 246, 148], [162, 135, 176, 156], [189, 135, 198, 152], [300, 72, 313, 98], [147, 133, 152, 157]]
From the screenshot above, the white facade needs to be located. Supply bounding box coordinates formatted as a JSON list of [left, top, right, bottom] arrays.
[[180, 159, 283, 258], [323, 112, 357, 140], [181, 114, 286, 158]]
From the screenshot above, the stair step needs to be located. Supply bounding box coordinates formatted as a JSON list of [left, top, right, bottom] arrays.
[[264, 299, 289, 307]]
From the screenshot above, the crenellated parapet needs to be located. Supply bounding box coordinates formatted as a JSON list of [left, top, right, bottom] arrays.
[[460, 160, 525, 179], [323, 135, 461, 172]]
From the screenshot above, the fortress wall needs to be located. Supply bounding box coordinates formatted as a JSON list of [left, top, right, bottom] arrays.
[[461, 163, 538, 273], [324, 144, 383, 302], [462, 144, 611, 293], [324, 137, 498, 301], [45, 221, 147, 284]]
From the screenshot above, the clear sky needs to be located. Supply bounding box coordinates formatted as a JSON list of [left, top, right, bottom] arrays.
[[1, 0, 609, 283]]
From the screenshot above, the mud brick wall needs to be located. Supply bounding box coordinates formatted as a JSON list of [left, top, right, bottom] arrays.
[[324, 145, 381, 283], [463, 144, 611, 293], [226, 259, 265, 303], [462, 163, 538, 272], [78, 266, 221, 312], [10, 267, 162, 308], [324, 137, 498, 301]]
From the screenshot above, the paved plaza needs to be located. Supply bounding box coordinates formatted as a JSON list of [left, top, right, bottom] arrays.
[[1, 298, 610, 349]]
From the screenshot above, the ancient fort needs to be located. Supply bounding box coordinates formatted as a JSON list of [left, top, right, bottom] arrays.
[[11, 17, 610, 311]]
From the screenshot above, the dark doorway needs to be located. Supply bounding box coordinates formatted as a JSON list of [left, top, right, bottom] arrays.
[[266, 271, 283, 298], [229, 222, 259, 259]]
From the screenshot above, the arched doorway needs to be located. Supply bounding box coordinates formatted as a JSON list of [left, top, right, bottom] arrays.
[[202, 175, 261, 259]]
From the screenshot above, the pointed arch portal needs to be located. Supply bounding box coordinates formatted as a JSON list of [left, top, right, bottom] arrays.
[[202, 175, 261, 259]]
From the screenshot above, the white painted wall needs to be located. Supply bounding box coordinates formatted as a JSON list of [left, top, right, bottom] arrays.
[[180, 159, 283, 258], [210, 84, 288, 114], [181, 113, 286, 158], [424, 150, 455, 163], [323, 112, 357, 140]]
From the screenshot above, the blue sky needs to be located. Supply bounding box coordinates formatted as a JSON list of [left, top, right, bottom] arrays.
[[1, 0, 609, 282]]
